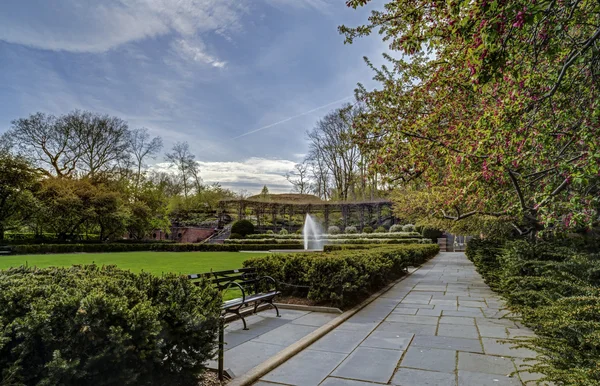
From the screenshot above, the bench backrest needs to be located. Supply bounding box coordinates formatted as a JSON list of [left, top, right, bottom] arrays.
[[188, 268, 262, 293]]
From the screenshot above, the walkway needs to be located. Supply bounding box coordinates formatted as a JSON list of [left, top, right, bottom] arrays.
[[256, 252, 549, 386]]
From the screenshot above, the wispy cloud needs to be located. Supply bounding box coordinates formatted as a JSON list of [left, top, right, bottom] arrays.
[[0, 0, 246, 53], [171, 38, 227, 68]]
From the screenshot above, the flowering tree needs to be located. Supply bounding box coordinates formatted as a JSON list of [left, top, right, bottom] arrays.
[[341, 0, 600, 234]]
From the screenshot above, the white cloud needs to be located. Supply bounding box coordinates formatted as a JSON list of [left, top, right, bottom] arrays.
[[0, 0, 247, 53], [171, 39, 227, 68], [153, 157, 296, 193]]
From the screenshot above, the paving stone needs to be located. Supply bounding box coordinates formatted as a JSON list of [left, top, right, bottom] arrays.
[[458, 352, 516, 375], [376, 321, 437, 336], [402, 295, 432, 304], [253, 381, 287, 386], [254, 323, 319, 346], [430, 299, 458, 307], [360, 330, 413, 350], [396, 303, 433, 309], [259, 309, 311, 320], [439, 316, 475, 326], [262, 349, 347, 386], [458, 370, 521, 385], [459, 300, 487, 308], [400, 347, 456, 373], [391, 368, 456, 386], [335, 318, 379, 332], [416, 308, 442, 317], [437, 324, 480, 339], [482, 338, 538, 358], [514, 359, 555, 385], [391, 307, 418, 315], [225, 341, 285, 377], [227, 315, 288, 335], [320, 377, 379, 386], [385, 314, 439, 325], [477, 325, 508, 339], [222, 331, 255, 351], [412, 335, 483, 353], [507, 327, 537, 340], [443, 309, 483, 318], [290, 312, 338, 327], [332, 347, 403, 383], [309, 328, 371, 354]]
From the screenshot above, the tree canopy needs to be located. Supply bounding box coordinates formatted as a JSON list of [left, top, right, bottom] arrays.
[[342, 0, 600, 234]]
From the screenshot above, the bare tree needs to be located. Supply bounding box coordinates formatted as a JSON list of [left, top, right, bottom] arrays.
[[286, 162, 311, 194], [128, 128, 163, 191], [10, 112, 80, 177], [165, 141, 199, 199], [306, 104, 362, 200], [64, 111, 130, 178]]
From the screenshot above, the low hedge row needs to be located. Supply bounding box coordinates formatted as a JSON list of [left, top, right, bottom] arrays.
[[0, 265, 221, 385], [244, 244, 439, 307], [225, 238, 431, 245], [245, 232, 421, 240], [8, 243, 308, 254], [466, 238, 600, 386]]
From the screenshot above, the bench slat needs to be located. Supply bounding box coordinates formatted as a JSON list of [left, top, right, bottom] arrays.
[[221, 291, 281, 309]]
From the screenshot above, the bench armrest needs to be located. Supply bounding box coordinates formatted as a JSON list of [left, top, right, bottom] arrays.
[[222, 281, 246, 305], [257, 275, 278, 293]]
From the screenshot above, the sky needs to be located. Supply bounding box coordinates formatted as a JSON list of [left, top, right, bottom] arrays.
[[0, 0, 387, 194]]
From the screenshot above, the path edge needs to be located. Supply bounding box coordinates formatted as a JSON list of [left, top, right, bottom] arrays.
[[227, 262, 428, 386]]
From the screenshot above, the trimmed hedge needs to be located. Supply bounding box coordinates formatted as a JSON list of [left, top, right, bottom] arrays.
[[231, 220, 254, 237], [0, 265, 221, 385], [225, 238, 431, 245], [245, 232, 421, 240], [244, 244, 439, 307], [466, 238, 600, 386]]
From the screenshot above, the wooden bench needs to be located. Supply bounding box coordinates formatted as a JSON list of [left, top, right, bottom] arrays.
[[0, 246, 13, 255], [188, 267, 281, 330]]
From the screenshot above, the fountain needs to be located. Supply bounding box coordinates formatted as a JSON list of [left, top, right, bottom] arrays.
[[303, 213, 324, 251]]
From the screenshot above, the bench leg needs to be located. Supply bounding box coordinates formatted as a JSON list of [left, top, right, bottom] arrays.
[[269, 300, 281, 317], [239, 312, 249, 330], [253, 302, 259, 314]]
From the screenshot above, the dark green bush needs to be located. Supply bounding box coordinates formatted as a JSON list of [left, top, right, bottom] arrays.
[[467, 238, 600, 385], [231, 220, 255, 237], [421, 226, 444, 242], [0, 265, 221, 385], [229, 232, 243, 239], [374, 226, 387, 233], [244, 244, 439, 307], [362, 226, 373, 234]]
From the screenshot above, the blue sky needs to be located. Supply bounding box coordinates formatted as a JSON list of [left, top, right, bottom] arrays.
[[0, 0, 386, 193]]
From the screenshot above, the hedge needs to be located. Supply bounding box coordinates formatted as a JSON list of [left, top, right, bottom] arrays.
[[225, 238, 431, 245], [466, 238, 600, 386], [245, 232, 421, 240], [0, 265, 221, 385], [243, 244, 439, 307]]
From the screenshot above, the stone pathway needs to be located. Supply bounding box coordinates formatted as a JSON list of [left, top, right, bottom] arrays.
[[256, 252, 549, 386], [209, 308, 339, 377]]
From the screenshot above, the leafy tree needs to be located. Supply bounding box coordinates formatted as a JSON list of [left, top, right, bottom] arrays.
[[342, 0, 600, 234], [0, 153, 39, 240]]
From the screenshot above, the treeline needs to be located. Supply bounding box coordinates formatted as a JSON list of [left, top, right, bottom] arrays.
[[0, 110, 237, 242]]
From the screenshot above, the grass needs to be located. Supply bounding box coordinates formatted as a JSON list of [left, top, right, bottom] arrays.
[[0, 251, 271, 276]]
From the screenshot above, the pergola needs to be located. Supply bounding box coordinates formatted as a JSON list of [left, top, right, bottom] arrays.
[[217, 198, 397, 230]]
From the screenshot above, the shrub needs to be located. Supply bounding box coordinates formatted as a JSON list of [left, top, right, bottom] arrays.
[[422, 226, 444, 242], [279, 228, 289, 235], [466, 238, 600, 385], [231, 220, 255, 237], [362, 226, 373, 234], [389, 224, 403, 233], [374, 226, 387, 233], [0, 265, 220, 385], [415, 224, 424, 233], [266, 230, 274, 235], [402, 224, 415, 232], [229, 233, 243, 239], [328, 226, 341, 234], [345, 226, 358, 234], [244, 244, 439, 307], [295, 229, 303, 235]]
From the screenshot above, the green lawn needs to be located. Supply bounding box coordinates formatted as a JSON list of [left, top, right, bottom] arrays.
[[0, 251, 271, 276]]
